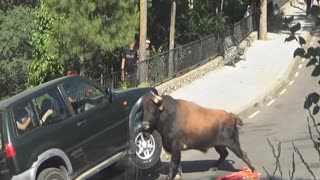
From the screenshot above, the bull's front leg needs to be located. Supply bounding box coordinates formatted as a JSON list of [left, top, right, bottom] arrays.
[[167, 141, 182, 180]]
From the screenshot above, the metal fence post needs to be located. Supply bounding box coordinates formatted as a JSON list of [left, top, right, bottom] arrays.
[[111, 69, 114, 90]]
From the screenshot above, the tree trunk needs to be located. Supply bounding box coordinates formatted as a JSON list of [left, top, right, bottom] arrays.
[[79, 54, 85, 76], [79, 42, 85, 76], [138, 0, 148, 84], [168, 0, 176, 77], [259, 0, 267, 40], [220, 0, 224, 12]]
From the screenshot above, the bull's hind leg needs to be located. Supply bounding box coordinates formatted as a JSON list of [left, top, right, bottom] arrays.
[[227, 141, 255, 172], [209, 146, 228, 171]]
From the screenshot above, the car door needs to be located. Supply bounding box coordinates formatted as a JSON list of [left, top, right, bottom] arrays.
[[61, 79, 128, 165], [31, 88, 90, 172]]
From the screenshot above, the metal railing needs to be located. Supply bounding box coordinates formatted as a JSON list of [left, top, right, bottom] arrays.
[[97, 0, 289, 90]]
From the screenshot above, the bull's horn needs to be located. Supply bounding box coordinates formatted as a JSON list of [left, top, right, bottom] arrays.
[[152, 95, 162, 104]]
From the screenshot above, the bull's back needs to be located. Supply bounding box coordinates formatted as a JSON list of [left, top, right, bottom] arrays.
[[175, 100, 234, 136]]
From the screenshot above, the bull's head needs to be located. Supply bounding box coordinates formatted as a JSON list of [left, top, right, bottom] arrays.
[[141, 94, 164, 131]]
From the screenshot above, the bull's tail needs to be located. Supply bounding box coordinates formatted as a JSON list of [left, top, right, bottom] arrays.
[[232, 113, 243, 126]]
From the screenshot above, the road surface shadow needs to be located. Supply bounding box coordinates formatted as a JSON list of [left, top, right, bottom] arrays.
[[158, 159, 240, 174], [90, 158, 240, 180]]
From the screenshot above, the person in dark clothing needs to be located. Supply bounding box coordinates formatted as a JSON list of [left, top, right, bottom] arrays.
[[121, 42, 138, 81], [15, 107, 31, 131]]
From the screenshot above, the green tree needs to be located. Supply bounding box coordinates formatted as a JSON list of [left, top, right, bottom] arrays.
[[0, 6, 34, 61], [0, 0, 38, 9], [44, 0, 139, 76], [0, 60, 29, 100], [28, 0, 64, 87]]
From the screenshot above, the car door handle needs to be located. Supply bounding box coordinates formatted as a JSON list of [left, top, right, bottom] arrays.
[[77, 120, 87, 127]]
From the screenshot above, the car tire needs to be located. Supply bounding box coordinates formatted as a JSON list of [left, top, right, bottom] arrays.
[[129, 130, 162, 169], [37, 167, 67, 180]]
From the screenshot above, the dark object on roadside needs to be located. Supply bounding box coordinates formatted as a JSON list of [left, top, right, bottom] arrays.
[[223, 45, 247, 67], [140, 94, 256, 180]]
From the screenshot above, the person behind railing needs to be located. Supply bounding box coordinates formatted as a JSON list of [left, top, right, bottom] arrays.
[[244, 5, 252, 18], [121, 42, 138, 81], [146, 39, 151, 59]]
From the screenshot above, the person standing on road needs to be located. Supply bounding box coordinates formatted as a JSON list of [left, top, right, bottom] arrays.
[[244, 5, 252, 18], [121, 42, 138, 81]]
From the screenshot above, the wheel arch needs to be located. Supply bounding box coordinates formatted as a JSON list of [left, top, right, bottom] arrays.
[[34, 148, 73, 179]]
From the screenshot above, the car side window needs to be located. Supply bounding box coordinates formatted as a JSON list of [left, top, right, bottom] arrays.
[[62, 80, 105, 114], [34, 88, 70, 124], [13, 101, 37, 134]]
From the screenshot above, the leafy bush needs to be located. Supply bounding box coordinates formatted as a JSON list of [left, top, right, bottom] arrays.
[[0, 60, 29, 100]]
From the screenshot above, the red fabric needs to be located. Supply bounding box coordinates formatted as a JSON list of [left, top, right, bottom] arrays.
[[216, 166, 260, 180]]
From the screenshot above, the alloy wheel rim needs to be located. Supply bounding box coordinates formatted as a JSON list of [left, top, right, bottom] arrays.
[[134, 132, 156, 160]]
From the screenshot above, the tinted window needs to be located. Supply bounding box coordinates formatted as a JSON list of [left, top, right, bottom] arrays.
[[13, 101, 37, 134], [63, 80, 105, 114], [34, 88, 70, 124]]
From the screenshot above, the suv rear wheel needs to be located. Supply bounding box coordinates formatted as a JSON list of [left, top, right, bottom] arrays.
[[37, 167, 67, 180]]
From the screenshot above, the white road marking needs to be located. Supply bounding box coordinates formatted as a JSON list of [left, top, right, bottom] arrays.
[[295, 72, 299, 77], [249, 111, 260, 119], [267, 99, 276, 106], [280, 89, 287, 95], [289, 80, 294, 86], [299, 64, 303, 69]]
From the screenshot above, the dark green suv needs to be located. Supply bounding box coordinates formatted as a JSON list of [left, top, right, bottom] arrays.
[[0, 75, 162, 180]]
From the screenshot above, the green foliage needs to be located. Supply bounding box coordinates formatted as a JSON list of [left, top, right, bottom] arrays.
[[223, 0, 246, 23], [28, 0, 64, 87], [0, 6, 34, 61], [0, 60, 29, 100], [138, 82, 151, 88], [44, 0, 139, 76], [147, 46, 167, 85], [0, 0, 38, 9], [28, 60, 64, 87], [118, 80, 135, 90]]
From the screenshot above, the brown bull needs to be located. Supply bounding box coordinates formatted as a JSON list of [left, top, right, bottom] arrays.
[[141, 94, 255, 180]]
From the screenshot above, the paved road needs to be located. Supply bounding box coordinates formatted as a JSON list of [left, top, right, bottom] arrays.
[[90, 36, 320, 180]]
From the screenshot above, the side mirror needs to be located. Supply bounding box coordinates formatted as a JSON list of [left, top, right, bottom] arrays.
[[105, 88, 112, 103]]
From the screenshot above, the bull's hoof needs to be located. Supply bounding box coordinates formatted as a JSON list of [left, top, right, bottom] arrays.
[[208, 167, 218, 172], [174, 173, 182, 179]]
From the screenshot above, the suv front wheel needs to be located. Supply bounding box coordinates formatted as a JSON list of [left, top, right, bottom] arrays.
[[129, 130, 162, 169]]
